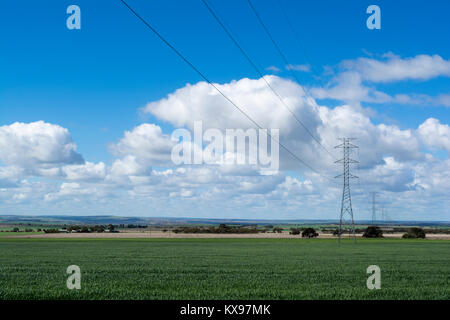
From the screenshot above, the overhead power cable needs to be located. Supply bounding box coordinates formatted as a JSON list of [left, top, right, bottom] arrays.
[[275, 0, 328, 90], [200, 0, 335, 161], [247, 0, 337, 160], [120, 0, 336, 182], [247, 0, 311, 93]]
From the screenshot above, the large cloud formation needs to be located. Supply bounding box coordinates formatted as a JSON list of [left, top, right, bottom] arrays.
[[0, 66, 449, 219], [142, 76, 424, 174]]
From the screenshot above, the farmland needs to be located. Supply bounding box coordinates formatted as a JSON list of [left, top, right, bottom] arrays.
[[0, 238, 449, 300]]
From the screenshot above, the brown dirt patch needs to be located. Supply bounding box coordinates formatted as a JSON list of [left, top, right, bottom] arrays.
[[7, 231, 450, 240]]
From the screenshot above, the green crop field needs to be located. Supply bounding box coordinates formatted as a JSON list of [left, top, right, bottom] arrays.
[[0, 238, 448, 300]]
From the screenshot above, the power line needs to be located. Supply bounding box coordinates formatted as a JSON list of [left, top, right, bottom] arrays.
[[200, 0, 336, 160], [247, 0, 313, 98], [275, 0, 328, 89], [356, 151, 370, 195], [119, 0, 335, 181]]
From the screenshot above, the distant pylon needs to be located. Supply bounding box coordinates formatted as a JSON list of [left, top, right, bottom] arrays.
[[371, 192, 377, 225], [381, 205, 387, 222], [335, 138, 359, 243]]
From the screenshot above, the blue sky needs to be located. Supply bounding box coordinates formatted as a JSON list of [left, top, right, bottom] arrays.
[[1, 0, 449, 220]]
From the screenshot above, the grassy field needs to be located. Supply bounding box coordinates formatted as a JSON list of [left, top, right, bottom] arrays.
[[0, 238, 448, 300]]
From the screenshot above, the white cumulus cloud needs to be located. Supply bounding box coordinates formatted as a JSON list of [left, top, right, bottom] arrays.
[[418, 118, 450, 152], [111, 123, 175, 166], [0, 121, 84, 168], [342, 53, 450, 83]]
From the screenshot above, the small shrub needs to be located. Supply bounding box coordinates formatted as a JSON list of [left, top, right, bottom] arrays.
[[80, 226, 90, 233], [43, 229, 59, 233]]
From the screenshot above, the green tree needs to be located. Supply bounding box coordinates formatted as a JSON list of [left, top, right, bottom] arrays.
[[363, 226, 383, 238], [403, 227, 426, 239], [272, 227, 283, 233], [302, 228, 319, 238]]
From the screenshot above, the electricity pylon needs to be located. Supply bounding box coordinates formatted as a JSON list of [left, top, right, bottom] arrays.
[[335, 138, 359, 243], [371, 192, 377, 225], [381, 205, 386, 222]]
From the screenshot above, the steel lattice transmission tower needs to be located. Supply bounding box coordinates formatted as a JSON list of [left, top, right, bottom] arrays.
[[371, 192, 377, 225], [335, 138, 359, 243]]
